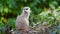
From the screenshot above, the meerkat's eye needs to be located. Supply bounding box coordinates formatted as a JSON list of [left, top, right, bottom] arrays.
[[24, 9, 28, 10], [23, 9, 25, 10], [26, 8, 28, 10]]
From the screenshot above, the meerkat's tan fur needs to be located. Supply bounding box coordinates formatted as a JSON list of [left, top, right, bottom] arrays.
[[15, 7, 30, 34]]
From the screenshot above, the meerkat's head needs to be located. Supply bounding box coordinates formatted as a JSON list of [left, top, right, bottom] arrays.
[[23, 7, 30, 13]]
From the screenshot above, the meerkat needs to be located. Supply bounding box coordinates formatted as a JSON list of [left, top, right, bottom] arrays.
[[15, 7, 30, 34]]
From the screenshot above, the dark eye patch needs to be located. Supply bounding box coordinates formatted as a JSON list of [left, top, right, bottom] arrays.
[[26, 8, 28, 10], [24, 9, 25, 10], [23, 8, 28, 10]]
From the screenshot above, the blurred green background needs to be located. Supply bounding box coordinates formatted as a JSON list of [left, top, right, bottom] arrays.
[[0, 0, 60, 34]]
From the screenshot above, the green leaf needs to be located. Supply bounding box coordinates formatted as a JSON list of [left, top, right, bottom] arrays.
[[4, 7, 8, 13], [8, 18, 16, 28]]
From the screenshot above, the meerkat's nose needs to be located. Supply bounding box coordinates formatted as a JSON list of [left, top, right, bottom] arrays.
[[24, 11, 27, 13]]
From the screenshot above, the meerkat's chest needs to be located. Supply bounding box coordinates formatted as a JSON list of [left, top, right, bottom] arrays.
[[17, 17, 29, 25]]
